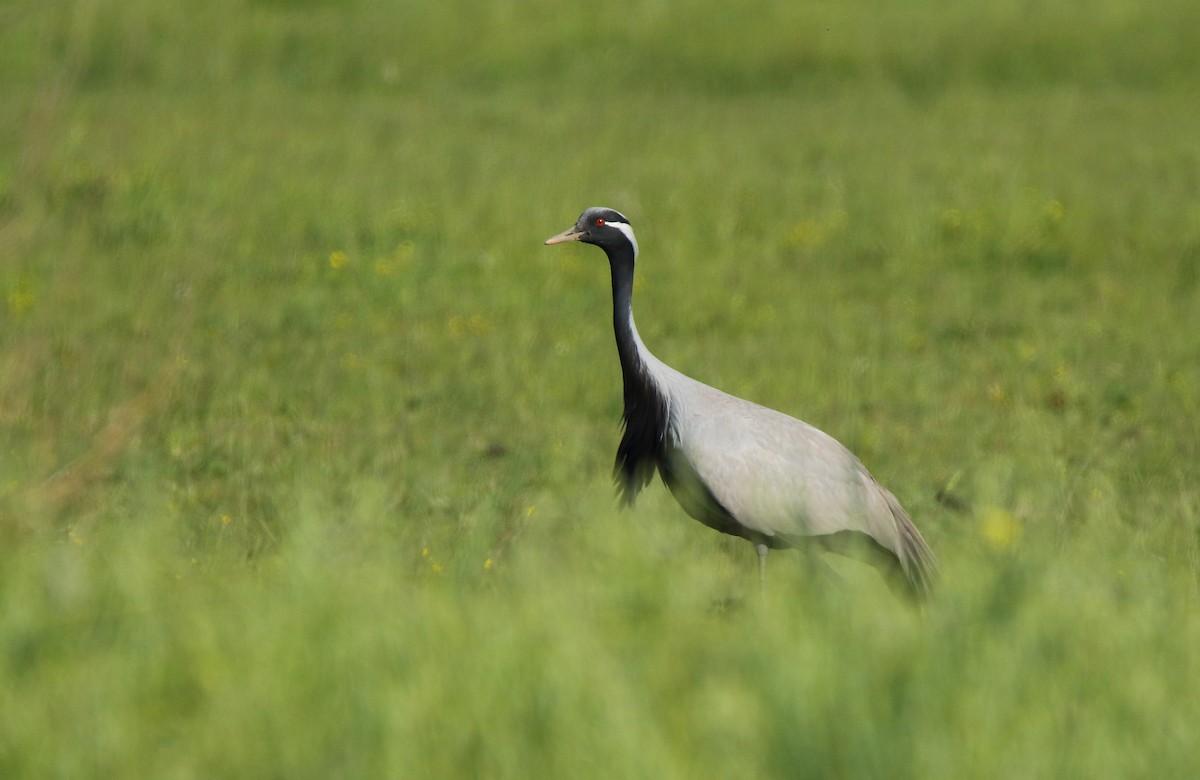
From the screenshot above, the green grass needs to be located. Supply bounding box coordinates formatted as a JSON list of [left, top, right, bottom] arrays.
[[2, 0, 1200, 776]]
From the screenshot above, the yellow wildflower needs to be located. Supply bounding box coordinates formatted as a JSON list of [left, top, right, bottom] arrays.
[[980, 507, 1021, 550], [394, 241, 415, 264], [7, 289, 37, 318], [941, 208, 964, 232]]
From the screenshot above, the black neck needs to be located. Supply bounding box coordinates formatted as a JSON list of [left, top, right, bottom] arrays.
[[603, 240, 669, 505], [605, 241, 641, 378]]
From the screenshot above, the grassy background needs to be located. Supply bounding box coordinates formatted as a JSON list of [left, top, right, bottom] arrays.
[[2, 0, 1199, 776]]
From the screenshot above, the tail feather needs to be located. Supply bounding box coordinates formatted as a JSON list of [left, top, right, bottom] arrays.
[[881, 487, 938, 598]]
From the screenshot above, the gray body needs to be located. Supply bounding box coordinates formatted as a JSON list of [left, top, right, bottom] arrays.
[[547, 207, 936, 596]]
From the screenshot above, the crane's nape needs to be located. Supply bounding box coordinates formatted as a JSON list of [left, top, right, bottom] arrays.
[[544, 206, 937, 599]]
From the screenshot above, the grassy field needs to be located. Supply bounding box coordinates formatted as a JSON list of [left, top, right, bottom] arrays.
[[2, 0, 1199, 776]]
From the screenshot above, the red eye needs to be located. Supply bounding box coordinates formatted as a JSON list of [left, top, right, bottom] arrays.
[[595, 218, 606, 226]]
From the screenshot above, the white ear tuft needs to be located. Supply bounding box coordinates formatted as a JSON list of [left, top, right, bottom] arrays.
[[607, 220, 639, 258]]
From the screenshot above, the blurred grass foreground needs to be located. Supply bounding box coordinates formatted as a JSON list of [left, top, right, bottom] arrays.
[[2, 0, 1200, 777]]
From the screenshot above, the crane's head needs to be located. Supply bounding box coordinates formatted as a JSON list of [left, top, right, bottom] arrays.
[[545, 207, 638, 258]]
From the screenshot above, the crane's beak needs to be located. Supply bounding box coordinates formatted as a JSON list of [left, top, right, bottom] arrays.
[[545, 226, 584, 245]]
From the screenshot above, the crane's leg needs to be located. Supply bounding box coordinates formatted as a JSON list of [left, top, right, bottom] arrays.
[[755, 543, 768, 597]]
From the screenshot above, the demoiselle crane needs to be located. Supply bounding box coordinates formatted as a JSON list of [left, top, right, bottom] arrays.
[[545, 207, 937, 597]]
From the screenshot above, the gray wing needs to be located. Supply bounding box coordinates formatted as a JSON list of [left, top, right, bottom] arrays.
[[668, 381, 934, 576]]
